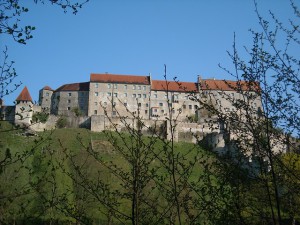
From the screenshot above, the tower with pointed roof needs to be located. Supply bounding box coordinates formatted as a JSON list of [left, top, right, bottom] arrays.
[[15, 86, 34, 125]]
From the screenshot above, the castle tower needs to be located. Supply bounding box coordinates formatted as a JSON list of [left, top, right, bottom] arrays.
[[15, 86, 34, 125], [39, 86, 53, 113]]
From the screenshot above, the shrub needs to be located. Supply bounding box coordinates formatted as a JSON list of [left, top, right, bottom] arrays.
[[56, 116, 68, 128], [72, 107, 83, 117], [32, 112, 49, 123]]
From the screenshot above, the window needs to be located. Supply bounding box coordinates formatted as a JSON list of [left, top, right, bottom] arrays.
[[133, 85, 136, 90], [159, 103, 163, 106], [185, 96, 188, 100], [124, 85, 127, 89], [143, 94, 147, 98], [95, 92, 99, 96], [154, 94, 157, 98], [67, 107, 71, 110], [145, 110, 148, 114], [138, 103, 141, 107], [174, 95, 179, 99], [94, 110, 97, 115], [146, 103, 149, 107], [124, 93, 127, 97], [46, 93, 49, 97], [107, 84, 111, 89], [183, 105, 186, 109], [143, 86, 146, 90], [67, 100, 71, 104], [194, 105, 198, 109], [112, 111, 116, 116], [103, 102, 107, 106], [153, 108, 158, 112], [95, 83, 98, 88], [107, 92, 111, 96], [114, 93, 118, 97], [68, 93, 72, 96], [133, 94, 136, 98], [189, 105, 192, 109], [138, 94, 141, 98], [94, 102, 98, 106], [124, 102, 127, 107], [138, 85, 141, 90], [161, 110, 164, 113], [164, 95, 167, 99]]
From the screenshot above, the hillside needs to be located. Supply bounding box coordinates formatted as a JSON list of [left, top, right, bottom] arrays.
[[1, 121, 299, 225], [0, 121, 215, 225]]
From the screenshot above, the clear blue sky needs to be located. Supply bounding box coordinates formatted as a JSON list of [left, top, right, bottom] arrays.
[[0, 0, 294, 105]]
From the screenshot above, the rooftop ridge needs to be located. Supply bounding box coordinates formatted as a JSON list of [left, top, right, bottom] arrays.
[[90, 73, 150, 85]]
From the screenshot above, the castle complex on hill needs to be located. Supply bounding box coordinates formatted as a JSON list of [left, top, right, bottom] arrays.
[[0, 73, 265, 147]]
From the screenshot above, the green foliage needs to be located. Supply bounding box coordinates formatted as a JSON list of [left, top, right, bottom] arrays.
[[187, 113, 198, 123], [32, 112, 49, 123], [56, 116, 68, 128], [72, 107, 83, 117]]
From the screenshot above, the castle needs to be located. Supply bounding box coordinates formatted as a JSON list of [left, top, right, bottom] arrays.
[[37, 73, 262, 120], [1, 73, 265, 147]]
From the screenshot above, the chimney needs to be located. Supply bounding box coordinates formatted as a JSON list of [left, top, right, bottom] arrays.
[[197, 75, 203, 92]]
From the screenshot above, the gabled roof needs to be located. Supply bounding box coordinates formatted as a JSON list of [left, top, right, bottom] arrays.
[[42, 86, 53, 91], [152, 80, 198, 92], [200, 79, 260, 92], [16, 86, 33, 102], [90, 73, 150, 85], [55, 82, 89, 92]]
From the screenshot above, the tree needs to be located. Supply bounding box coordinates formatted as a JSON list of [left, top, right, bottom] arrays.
[[0, 1, 89, 224], [192, 1, 300, 224]]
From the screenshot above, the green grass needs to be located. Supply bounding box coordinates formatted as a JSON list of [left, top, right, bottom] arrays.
[[0, 121, 215, 224], [2, 121, 293, 225]]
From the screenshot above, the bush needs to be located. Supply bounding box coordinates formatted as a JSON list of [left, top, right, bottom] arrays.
[[72, 107, 83, 117], [56, 116, 68, 128], [32, 112, 49, 123]]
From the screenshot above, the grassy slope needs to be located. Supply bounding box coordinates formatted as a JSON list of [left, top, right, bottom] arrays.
[[2, 121, 296, 224], [0, 121, 213, 224]]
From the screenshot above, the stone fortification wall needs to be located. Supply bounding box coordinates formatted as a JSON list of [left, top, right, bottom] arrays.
[[30, 115, 90, 131], [91, 115, 224, 145], [30, 115, 58, 131], [91, 115, 165, 134], [0, 106, 15, 122]]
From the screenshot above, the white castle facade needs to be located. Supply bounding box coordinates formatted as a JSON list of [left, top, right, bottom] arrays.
[[38, 73, 262, 122]]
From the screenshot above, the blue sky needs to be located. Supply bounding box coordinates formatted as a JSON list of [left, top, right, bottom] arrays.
[[1, 0, 294, 105]]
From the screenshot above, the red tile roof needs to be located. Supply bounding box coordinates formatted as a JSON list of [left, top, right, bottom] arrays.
[[200, 79, 260, 92], [55, 82, 89, 92], [42, 86, 53, 91], [152, 80, 198, 92], [90, 73, 150, 85], [16, 86, 33, 102]]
